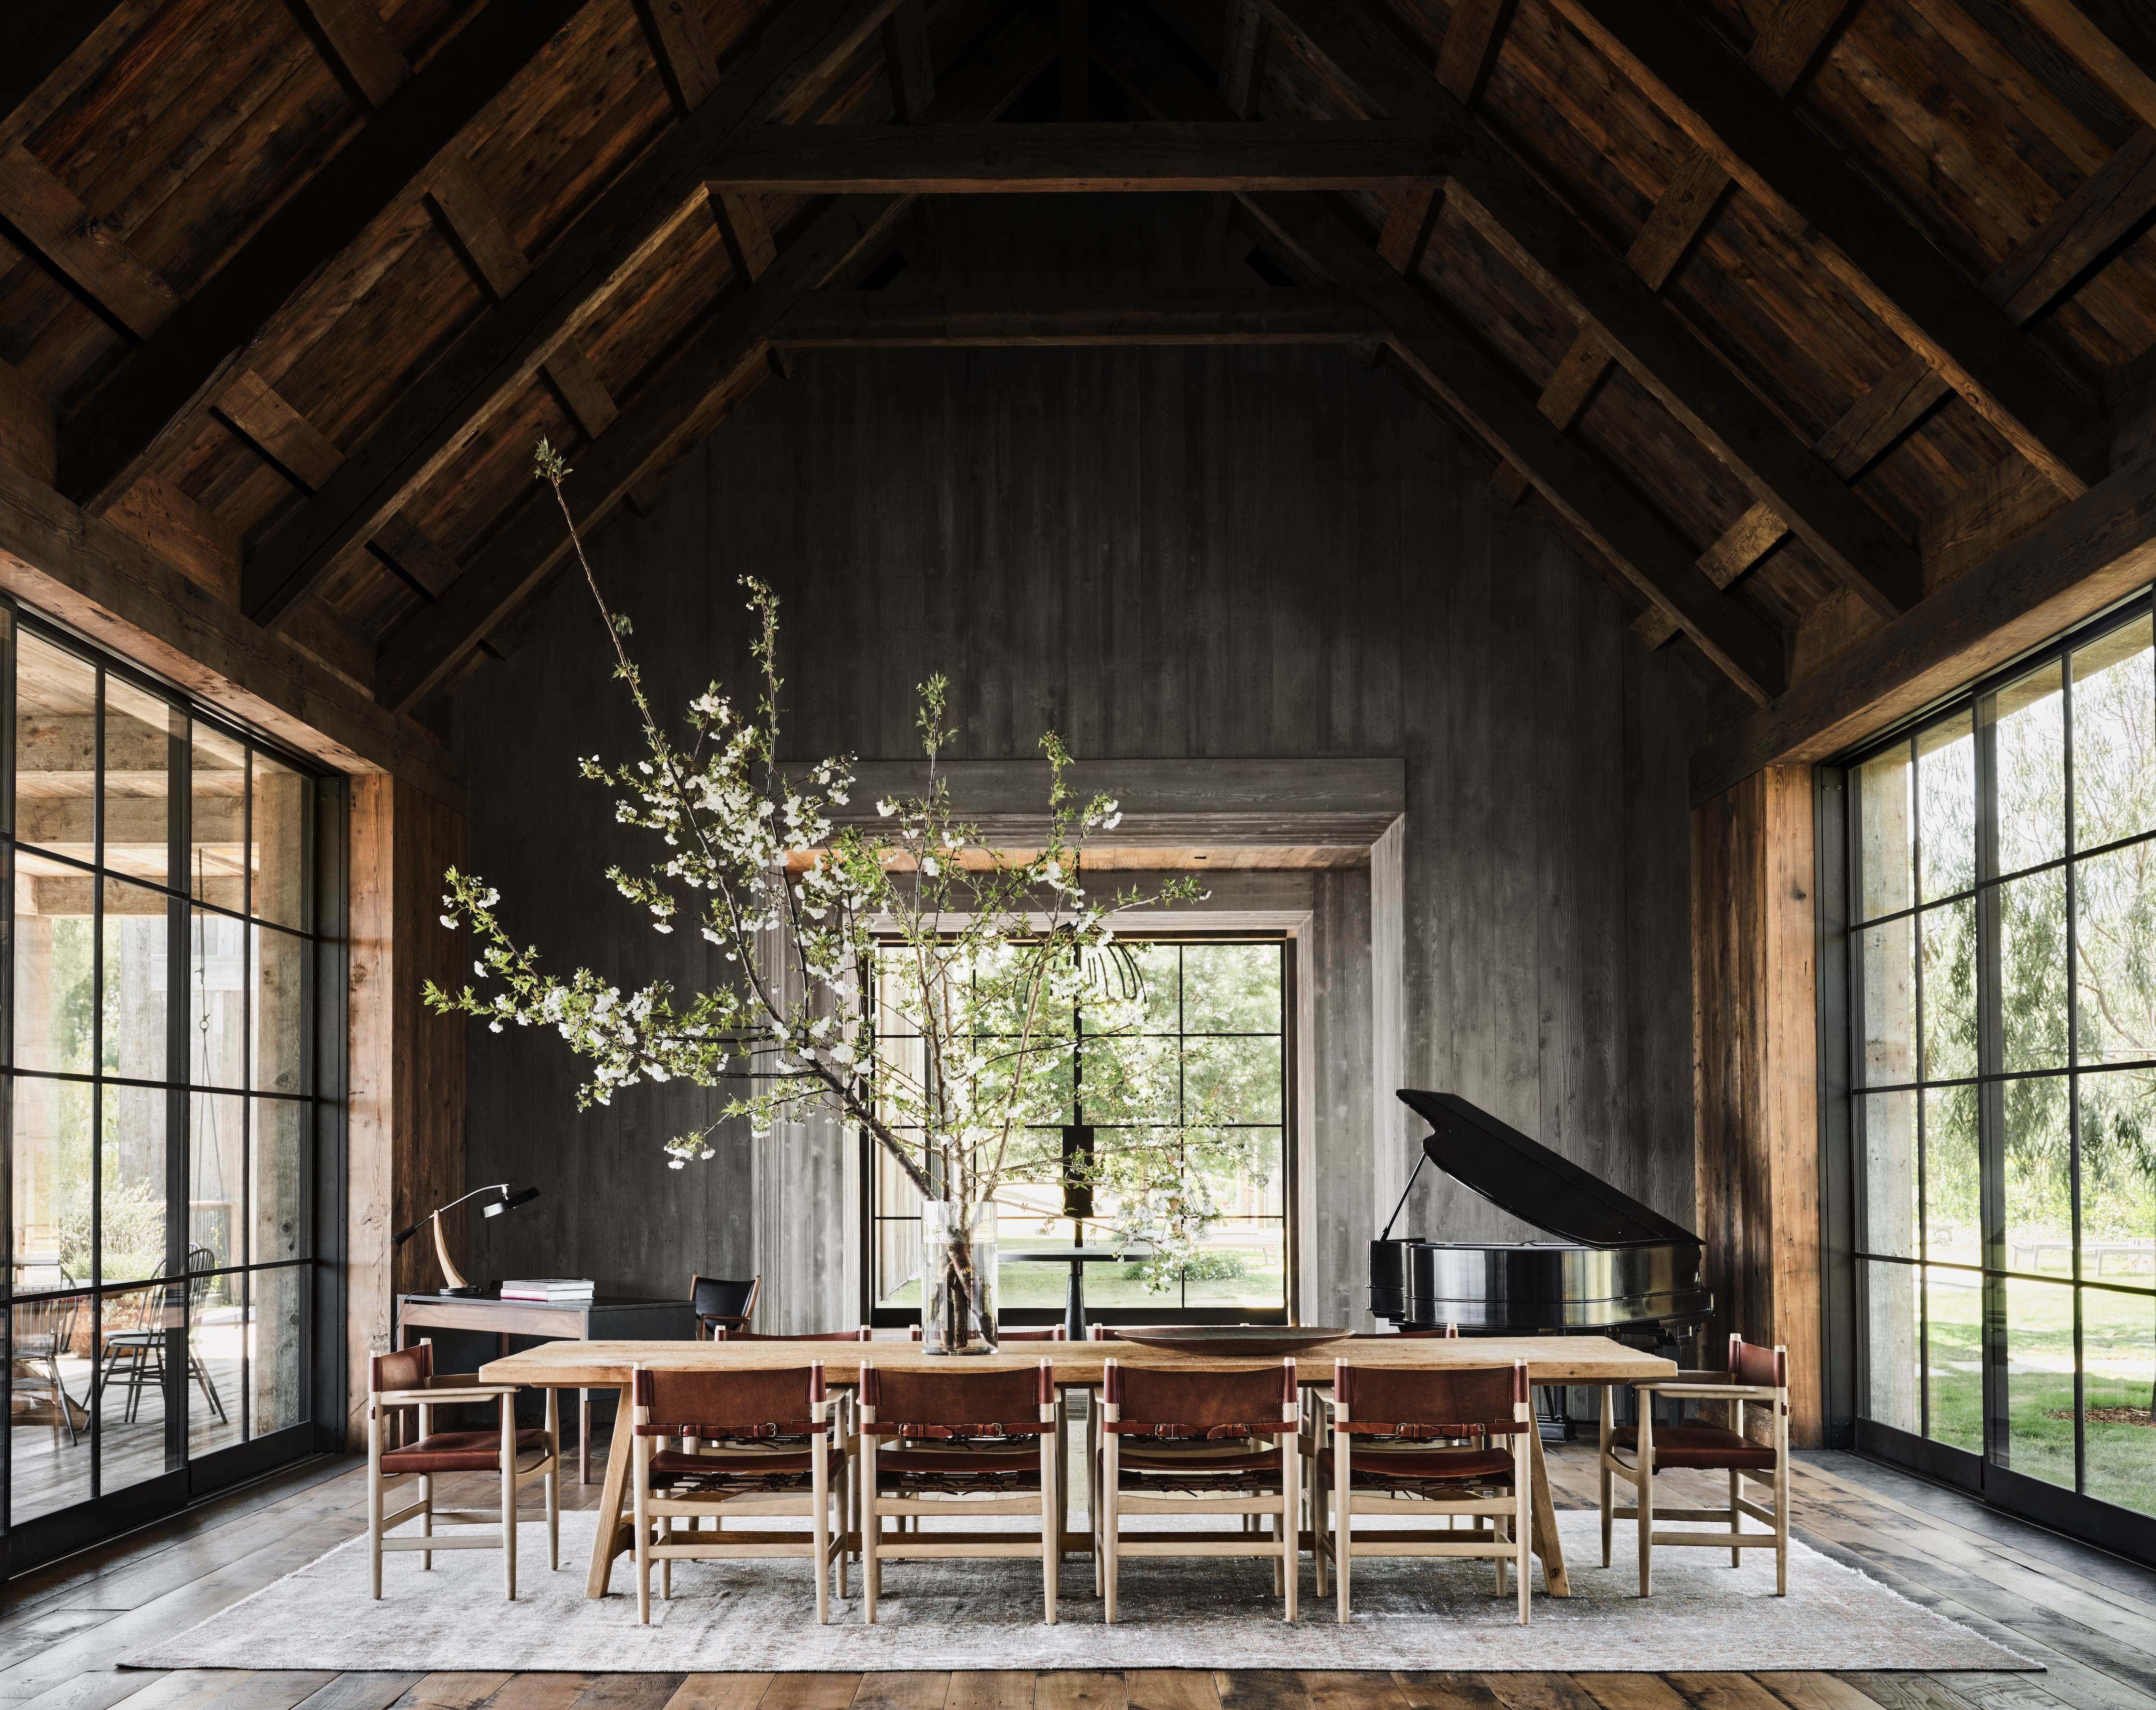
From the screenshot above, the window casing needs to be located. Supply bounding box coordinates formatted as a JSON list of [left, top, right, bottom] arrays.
[[864, 935, 1295, 1327], [3, 609, 341, 1575], [1838, 593, 2156, 1557]]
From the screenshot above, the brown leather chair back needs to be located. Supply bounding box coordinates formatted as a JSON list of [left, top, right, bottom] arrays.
[[1104, 1361, 1296, 1439], [1730, 1335, 1788, 1389], [1334, 1361, 1528, 1436], [633, 1364, 826, 1437], [370, 1343, 433, 1394], [860, 1363, 1053, 1437]]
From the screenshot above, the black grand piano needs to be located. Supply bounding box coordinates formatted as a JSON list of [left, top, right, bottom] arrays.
[[1371, 1090, 1712, 1362]]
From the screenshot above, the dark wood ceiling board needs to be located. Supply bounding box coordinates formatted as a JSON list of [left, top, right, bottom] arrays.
[[291, 0, 413, 109], [1, 273, 123, 408], [1553, 0, 2108, 497], [0, 142, 180, 337], [1, 3, 157, 151], [1416, 195, 1577, 379], [1573, 356, 1762, 549], [240, 0, 908, 628], [24, 0, 241, 172], [1904, 0, 2117, 171], [2012, 0, 2156, 135], [1949, 0, 2138, 151]]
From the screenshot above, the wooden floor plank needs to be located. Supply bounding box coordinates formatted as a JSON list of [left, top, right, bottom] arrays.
[[944, 1683, 1033, 1710], [1670, 1679, 1798, 1710], [1481, 1681, 1602, 1710], [758, 1683, 860, 1710], [1303, 1679, 1408, 1710], [1124, 1678, 1219, 1710], [1037, 1680, 1128, 1710], [2, 1674, 177, 1710], [662, 1682, 773, 1710], [853, 1679, 951, 1710], [1838, 1680, 1974, 1710], [1391, 1681, 1505, 1710], [1751, 1678, 1884, 1710], [475, 1681, 587, 1710], [388, 1678, 516, 1710], [287, 1678, 429, 1710], [1571, 1679, 1688, 1710], [1215, 1679, 1305, 1710]]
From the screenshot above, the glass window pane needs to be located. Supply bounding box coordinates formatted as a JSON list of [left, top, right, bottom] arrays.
[[1857, 917, 1917, 1085], [1181, 1218, 1285, 1308], [101, 677, 174, 886], [1925, 1083, 1980, 1267], [2074, 841, 2156, 1066], [8, 1289, 93, 1520], [1183, 1033, 1281, 1125], [2072, 615, 2154, 852], [253, 1099, 307, 1267], [189, 1092, 245, 1272], [2083, 1286, 2156, 1516], [1181, 943, 1282, 1032], [14, 877, 93, 1074], [189, 908, 246, 1088], [1857, 743, 1915, 921], [1999, 868, 2069, 1072], [1999, 1277, 2076, 1493], [249, 1265, 306, 1437], [1925, 1264, 1983, 1453], [248, 751, 309, 930], [251, 925, 307, 1096], [1128, 942, 1180, 1031], [2004, 1075, 2073, 1278], [15, 634, 97, 841], [2078, 1069, 2156, 1288], [1195, 1125, 1284, 1221], [1919, 712, 1976, 900], [14, 1074, 91, 1286], [187, 1264, 242, 1460], [103, 878, 166, 1083], [97, 1281, 181, 1494], [1985, 660, 2066, 877], [99, 1081, 168, 1284], [1077, 1035, 1174, 1125], [1864, 1261, 1922, 1434], [189, 726, 246, 913], [1862, 1089, 1918, 1258], [1920, 900, 1978, 1082]]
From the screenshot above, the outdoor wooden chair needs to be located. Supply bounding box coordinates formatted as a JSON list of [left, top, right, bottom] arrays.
[[689, 1274, 760, 1339], [857, 1360, 1060, 1623], [629, 1361, 848, 1624], [1599, 1334, 1791, 1596], [1096, 1358, 1303, 1623], [366, 1340, 559, 1600], [1313, 1358, 1534, 1625]]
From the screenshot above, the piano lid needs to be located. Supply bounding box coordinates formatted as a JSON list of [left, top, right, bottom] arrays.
[[1395, 1089, 1701, 1249]]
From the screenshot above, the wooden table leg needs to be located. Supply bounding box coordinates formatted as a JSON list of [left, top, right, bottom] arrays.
[[1526, 1423, 1571, 1597], [584, 1382, 636, 1598]]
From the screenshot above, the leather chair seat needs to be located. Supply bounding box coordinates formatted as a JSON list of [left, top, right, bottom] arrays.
[[878, 1441, 1043, 1482], [1112, 1439, 1284, 1488], [382, 1428, 550, 1475], [1316, 1444, 1516, 1484], [647, 1443, 842, 1483], [1609, 1424, 1777, 1470]]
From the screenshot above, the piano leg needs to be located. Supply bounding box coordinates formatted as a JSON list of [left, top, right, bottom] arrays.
[[1524, 1426, 1571, 1597]]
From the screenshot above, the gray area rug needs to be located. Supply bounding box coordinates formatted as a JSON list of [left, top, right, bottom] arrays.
[[127, 1510, 2032, 1673]]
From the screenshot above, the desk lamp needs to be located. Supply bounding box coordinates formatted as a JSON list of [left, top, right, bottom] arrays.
[[394, 1183, 540, 1296]]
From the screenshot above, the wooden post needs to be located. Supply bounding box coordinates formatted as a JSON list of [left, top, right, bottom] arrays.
[[347, 773, 468, 1446], [1692, 764, 1824, 1446]]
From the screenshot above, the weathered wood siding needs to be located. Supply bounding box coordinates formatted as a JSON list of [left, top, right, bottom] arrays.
[[458, 342, 1719, 1319]]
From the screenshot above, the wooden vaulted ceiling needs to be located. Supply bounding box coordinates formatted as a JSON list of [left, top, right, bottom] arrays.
[[7, 0, 2156, 795]]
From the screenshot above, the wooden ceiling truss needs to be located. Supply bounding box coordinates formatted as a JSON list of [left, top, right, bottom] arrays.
[[5, 0, 2156, 794]]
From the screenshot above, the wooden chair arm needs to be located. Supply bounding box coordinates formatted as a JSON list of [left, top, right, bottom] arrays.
[[374, 1382, 518, 1407], [1632, 1381, 1778, 1402]]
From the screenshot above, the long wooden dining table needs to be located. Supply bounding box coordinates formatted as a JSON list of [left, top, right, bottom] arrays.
[[477, 1334, 1674, 1602]]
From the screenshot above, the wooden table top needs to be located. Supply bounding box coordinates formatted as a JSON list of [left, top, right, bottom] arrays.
[[477, 1334, 1673, 1387]]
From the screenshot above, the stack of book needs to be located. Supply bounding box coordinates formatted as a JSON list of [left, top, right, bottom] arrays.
[[500, 1278, 595, 1303]]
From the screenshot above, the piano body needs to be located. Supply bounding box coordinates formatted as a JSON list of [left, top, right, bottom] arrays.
[[1371, 1090, 1712, 1429]]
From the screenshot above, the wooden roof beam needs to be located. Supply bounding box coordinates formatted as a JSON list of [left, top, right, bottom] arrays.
[[1265, 0, 1921, 617], [768, 286, 1386, 345], [3, 3, 132, 142], [374, 11, 1058, 711], [0, 142, 179, 338], [237, 0, 905, 633], [58, 0, 595, 516], [1691, 452, 2156, 802], [1240, 190, 1785, 704], [288, 0, 411, 109], [1546, 0, 2106, 497], [701, 121, 1442, 193]]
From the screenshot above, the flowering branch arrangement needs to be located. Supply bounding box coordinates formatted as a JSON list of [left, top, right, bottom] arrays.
[[425, 444, 1265, 1320]]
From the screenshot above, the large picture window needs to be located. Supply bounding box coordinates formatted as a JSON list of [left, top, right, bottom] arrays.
[[5, 612, 337, 1570], [1844, 597, 2156, 1546], [865, 937, 1293, 1326]]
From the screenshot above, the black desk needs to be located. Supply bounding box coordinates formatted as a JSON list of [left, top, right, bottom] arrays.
[[396, 1290, 693, 1482]]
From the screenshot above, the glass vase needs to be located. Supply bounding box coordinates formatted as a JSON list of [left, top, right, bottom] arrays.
[[922, 1199, 998, 1355]]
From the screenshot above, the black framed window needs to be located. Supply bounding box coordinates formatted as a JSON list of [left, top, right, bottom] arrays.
[[864, 936, 1294, 1327], [3, 608, 341, 1572], [1839, 593, 2156, 1552]]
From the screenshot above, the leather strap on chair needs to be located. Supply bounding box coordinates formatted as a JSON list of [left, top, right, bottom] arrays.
[[865, 1419, 1051, 1437]]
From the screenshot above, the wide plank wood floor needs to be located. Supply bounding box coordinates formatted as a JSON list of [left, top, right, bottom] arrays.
[[1, 1445, 2149, 1710]]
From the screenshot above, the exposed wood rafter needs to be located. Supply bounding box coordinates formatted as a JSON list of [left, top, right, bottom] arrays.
[[237, 0, 906, 632], [0, 142, 178, 338], [288, 0, 410, 109], [1547, 0, 2106, 496], [768, 286, 1387, 346], [57, 0, 596, 515]]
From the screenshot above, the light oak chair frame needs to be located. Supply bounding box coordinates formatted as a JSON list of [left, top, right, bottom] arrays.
[[1311, 1357, 1533, 1625], [857, 1359, 1060, 1624], [365, 1345, 559, 1601], [629, 1359, 848, 1625], [1599, 1335, 1791, 1596], [1096, 1356, 1303, 1625]]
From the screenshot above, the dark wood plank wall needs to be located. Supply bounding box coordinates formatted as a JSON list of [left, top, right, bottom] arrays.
[[455, 300, 1726, 1312]]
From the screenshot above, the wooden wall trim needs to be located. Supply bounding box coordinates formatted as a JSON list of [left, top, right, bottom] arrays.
[[0, 462, 464, 804], [1693, 764, 1823, 1444]]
